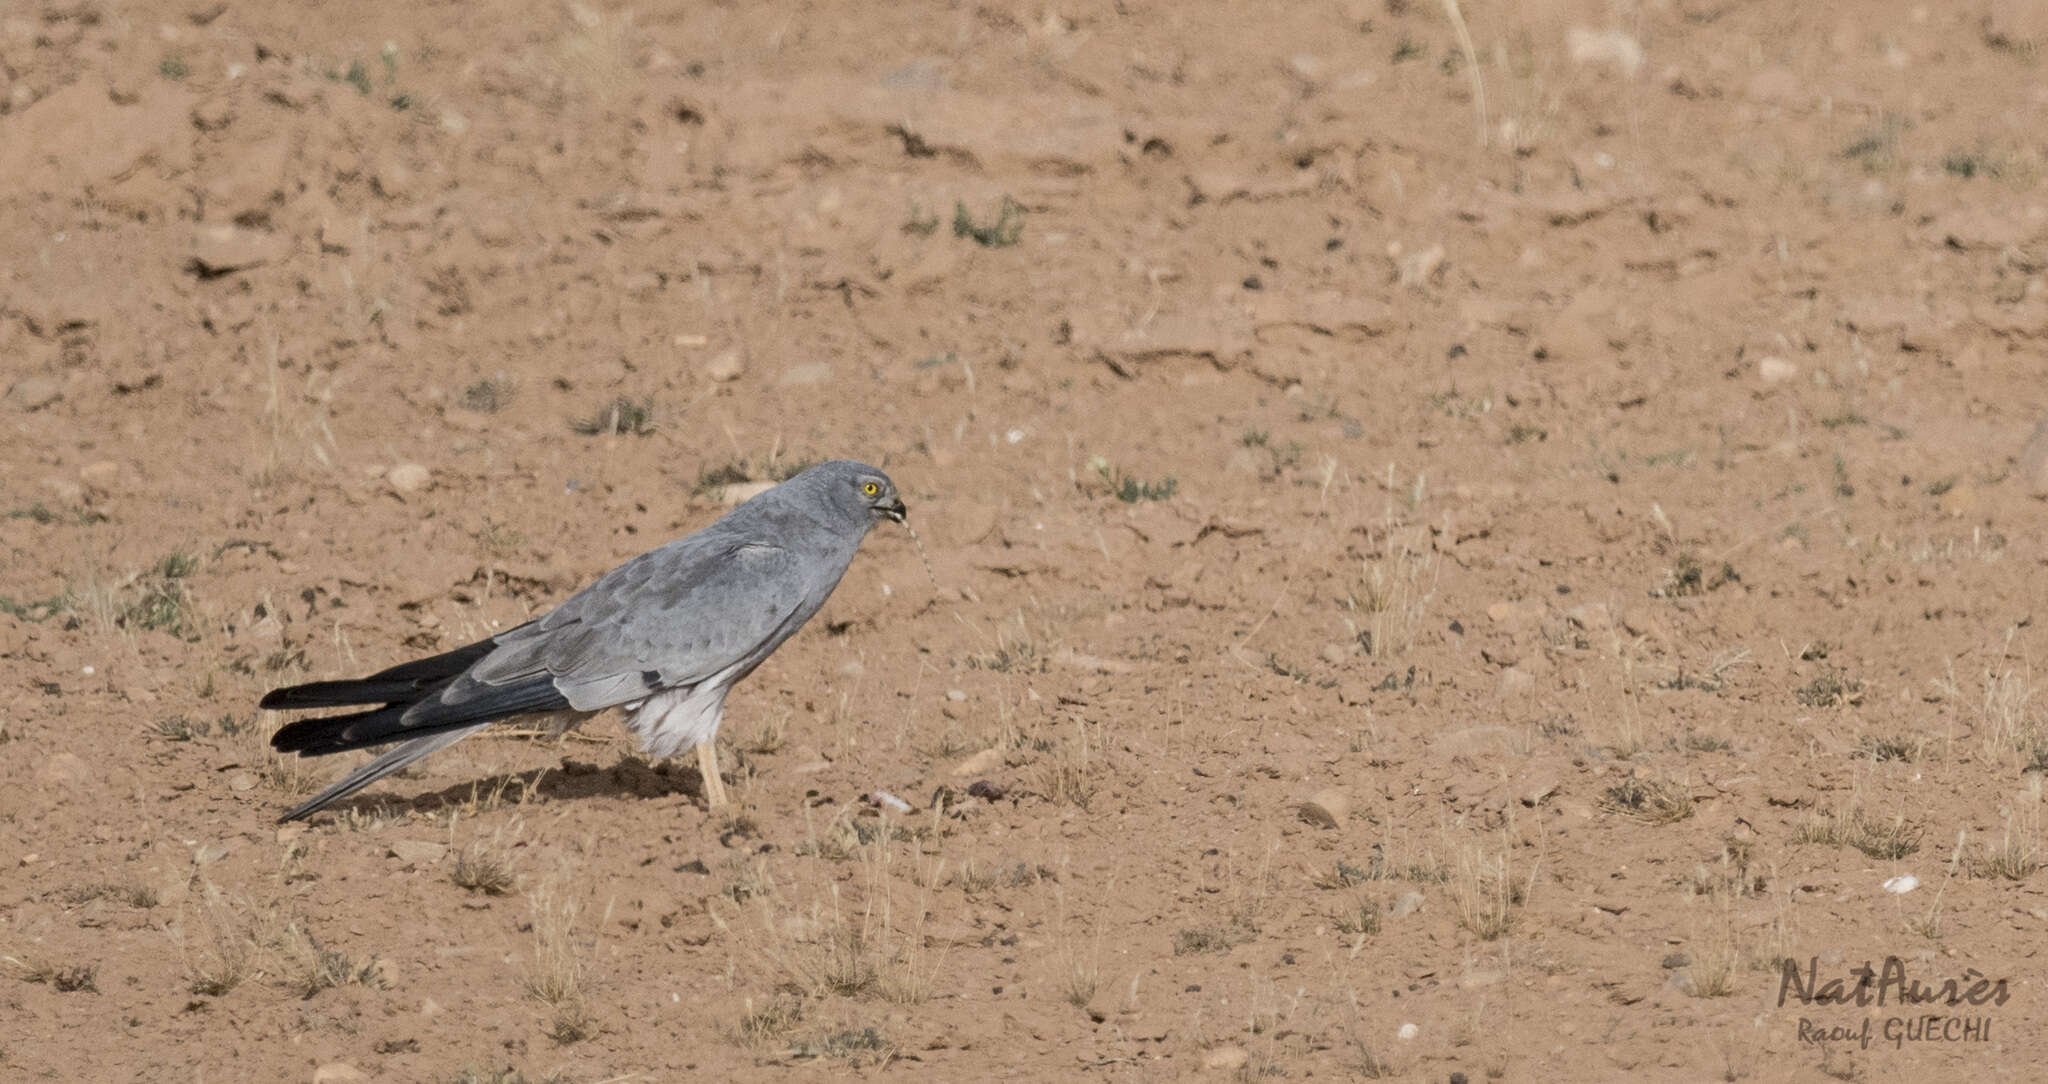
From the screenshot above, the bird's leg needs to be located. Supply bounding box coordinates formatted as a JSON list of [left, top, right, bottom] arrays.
[[696, 739, 729, 809]]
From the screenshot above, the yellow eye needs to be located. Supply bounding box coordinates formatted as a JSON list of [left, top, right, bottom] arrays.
[[862, 482, 879, 496]]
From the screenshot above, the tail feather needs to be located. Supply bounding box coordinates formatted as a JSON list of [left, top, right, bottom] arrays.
[[262, 628, 568, 821], [270, 702, 409, 756], [260, 636, 503, 710], [261, 677, 449, 710], [270, 677, 569, 756], [277, 726, 490, 822]]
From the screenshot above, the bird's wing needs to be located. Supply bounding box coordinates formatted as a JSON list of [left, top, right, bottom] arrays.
[[453, 538, 815, 712]]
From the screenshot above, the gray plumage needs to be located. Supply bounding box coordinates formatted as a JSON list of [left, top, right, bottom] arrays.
[[263, 459, 907, 821]]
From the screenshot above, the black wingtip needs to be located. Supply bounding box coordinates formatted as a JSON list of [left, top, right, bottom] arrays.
[[258, 635, 511, 715], [268, 706, 389, 755], [260, 677, 431, 712]]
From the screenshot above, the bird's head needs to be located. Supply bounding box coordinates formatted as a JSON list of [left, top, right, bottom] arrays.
[[856, 470, 907, 525], [800, 460, 907, 526]]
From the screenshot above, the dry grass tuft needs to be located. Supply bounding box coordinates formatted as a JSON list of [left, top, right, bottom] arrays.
[[181, 885, 254, 996], [2, 955, 99, 992], [272, 921, 386, 999], [1796, 807, 1923, 861], [1608, 640, 1651, 758], [460, 375, 515, 413], [542, 1002, 595, 1045], [455, 843, 517, 895], [569, 395, 654, 437], [794, 806, 867, 862], [1449, 833, 1528, 941], [1854, 734, 1920, 763], [1172, 927, 1237, 956], [1972, 806, 2043, 881], [1601, 776, 1696, 825], [1030, 716, 1100, 809], [1975, 660, 2040, 766], [740, 709, 790, 756], [1795, 667, 1864, 708], [245, 330, 340, 490], [1655, 551, 1739, 598], [813, 922, 882, 998], [1053, 885, 1101, 1009], [522, 881, 587, 1035], [458, 768, 549, 818], [718, 809, 942, 1009], [1685, 899, 1742, 998], [1688, 830, 1769, 899], [965, 612, 1052, 676], [953, 857, 1001, 897], [731, 994, 805, 1048], [58, 881, 159, 909], [453, 823, 522, 896], [1312, 861, 1374, 890], [1340, 987, 1396, 1078], [472, 516, 526, 560], [1909, 830, 1969, 940], [1350, 486, 1440, 659], [258, 750, 321, 797], [788, 1024, 895, 1066], [243, 707, 322, 798], [1333, 897, 1382, 937]]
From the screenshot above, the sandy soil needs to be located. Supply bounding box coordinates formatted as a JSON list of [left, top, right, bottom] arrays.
[[5, 0, 2048, 1080]]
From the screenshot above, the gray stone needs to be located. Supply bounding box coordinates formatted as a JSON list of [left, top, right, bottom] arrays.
[[6, 376, 61, 411], [2018, 417, 2048, 497], [778, 362, 832, 387], [190, 223, 283, 275], [389, 840, 447, 865], [387, 463, 432, 494], [703, 350, 744, 383]]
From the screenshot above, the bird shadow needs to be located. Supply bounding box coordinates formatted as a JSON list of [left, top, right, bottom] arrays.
[[302, 754, 717, 823]]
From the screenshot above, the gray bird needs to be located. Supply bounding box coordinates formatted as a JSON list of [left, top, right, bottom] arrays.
[[262, 459, 906, 822]]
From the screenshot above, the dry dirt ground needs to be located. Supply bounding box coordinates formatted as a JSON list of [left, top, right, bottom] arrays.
[[6, 0, 2048, 1080]]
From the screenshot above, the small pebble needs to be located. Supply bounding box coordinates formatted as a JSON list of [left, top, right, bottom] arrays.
[[702, 350, 744, 383], [1297, 789, 1349, 828], [952, 748, 1003, 777], [6, 376, 62, 411], [1758, 356, 1797, 384], [387, 463, 431, 493]]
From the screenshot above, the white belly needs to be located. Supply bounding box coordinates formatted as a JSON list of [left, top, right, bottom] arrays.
[[621, 681, 734, 760]]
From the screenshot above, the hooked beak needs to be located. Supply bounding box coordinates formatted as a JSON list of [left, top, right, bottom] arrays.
[[882, 498, 908, 524]]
